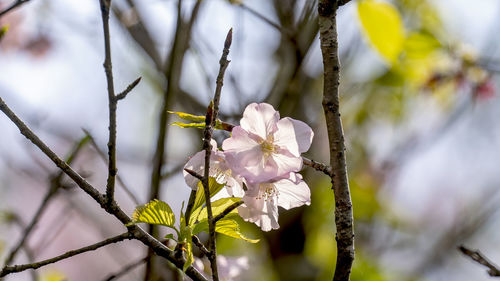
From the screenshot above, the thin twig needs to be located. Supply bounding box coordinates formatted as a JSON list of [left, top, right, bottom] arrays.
[[200, 28, 232, 281], [338, 0, 352, 7], [184, 168, 203, 181], [116, 77, 142, 101], [103, 256, 148, 281], [213, 201, 243, 223], [83, 129, 140, 205], [4, 136, 89, 265], [239, 4, 286, 35], [184, 189, 198, 227], [98, 0, 118, 207], [0, 97, 208, 280], [192, 235, 209, 256], [459, 245, 500, 277], [318, 1, 354, 281], [160, 163, 185, 180], [303, 157, 333, 177], [111, 1, 162, 69], [0, 232, 132, 277], [0, 0, 30, 18], [10, 217, 38, 281]]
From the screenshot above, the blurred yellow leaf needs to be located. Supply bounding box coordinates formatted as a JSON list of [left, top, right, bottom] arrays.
[[40, 269, 66, 281], [404, 31, 441, 59], [0, 25, 8, 41], [358, 0, 405, 64]]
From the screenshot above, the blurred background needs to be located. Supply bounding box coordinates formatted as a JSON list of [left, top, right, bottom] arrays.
[[1, 0, 500, 280]]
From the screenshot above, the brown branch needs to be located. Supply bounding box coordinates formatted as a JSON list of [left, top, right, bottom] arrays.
[[317, 1, 354, 281], [337, 0, 352, 6], [184, 168, 204, 181], [0, 232, 132, 277], [0, 97, 208, 280], [0, 0, 31, 18], [116, 77, 142, 101], [200, 28, 232, 281], [97, 0, 118, 207], [303, 157, 333, 177], [192, 235, 210, 256], [83, 129, 140, 205], [239, 4, 286, 35], [111, 1, 162, 69], [4, 135, 89, 265], [459, 245, 500, 277], [9, 217, 38, 281]]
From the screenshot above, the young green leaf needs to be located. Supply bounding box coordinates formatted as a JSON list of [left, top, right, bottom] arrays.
[[197, 197, 240, 223], [130, 199, 176, 227], [178, 217, 194, 272], [164, 233, 175, 240], [171, 122, 205, 129], [183, 239, 194, 272], [358, 0, 405, 64], [215, 219, 259, 243], [192, 177, 226, 212], [168, 111, 206, 122], [191, 197, 241, 230]]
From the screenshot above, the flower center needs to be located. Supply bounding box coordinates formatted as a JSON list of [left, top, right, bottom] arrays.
[[257, 183, 279, 201], [260, 135, 276, 157]]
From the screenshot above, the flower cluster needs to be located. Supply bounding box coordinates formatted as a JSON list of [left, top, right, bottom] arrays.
[[183, 103, 313, 231]]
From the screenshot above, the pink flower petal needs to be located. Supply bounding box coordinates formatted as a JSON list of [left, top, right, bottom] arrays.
[[240, 103, 280, 140], [274, 117, 314, 155], [238, 197, 279, 231], [222, 126, 261, 152], [268, 149, 303, 176], [183, 150, 206, 190]]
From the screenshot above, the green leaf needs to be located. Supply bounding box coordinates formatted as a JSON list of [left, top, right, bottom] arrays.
[[215, 219, 259, 243], [196, 197, 240, 223], [192, 177, 226, 213], [164, 233, 175, 240], [358, 0, 405, 64], [183, 239, 194, 271], [171, 122, 205, 129], [168, 111, 205, 122], [130, 199, 176, 228], [193, 219, 259, 243], [191, 197, 241, 232], [178, 218, 194, 272]]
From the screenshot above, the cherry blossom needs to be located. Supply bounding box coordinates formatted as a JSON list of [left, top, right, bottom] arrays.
[[237, 173, 311, 231], [183, 139, 245, 197], [222, 103, 314, 183]]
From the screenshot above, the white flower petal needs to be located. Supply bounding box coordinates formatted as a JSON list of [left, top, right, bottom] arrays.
[[183, 139, 230, 190], [240, 103, 280, 139], [275, 177, 311, 210]]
